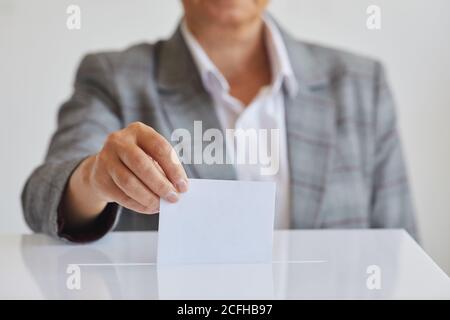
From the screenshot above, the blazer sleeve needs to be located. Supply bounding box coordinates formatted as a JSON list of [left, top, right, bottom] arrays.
[[21, 53, 123, 242], [370, 62, 419, 241]]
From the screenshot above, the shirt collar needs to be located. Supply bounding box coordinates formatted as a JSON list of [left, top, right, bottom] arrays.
[[180, 14, 299, 98]]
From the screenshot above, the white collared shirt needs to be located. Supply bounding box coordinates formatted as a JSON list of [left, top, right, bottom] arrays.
[[181, 15, 298, 229]]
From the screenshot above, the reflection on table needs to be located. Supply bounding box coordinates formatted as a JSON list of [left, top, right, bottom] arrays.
[[0, 230, 447, 299]]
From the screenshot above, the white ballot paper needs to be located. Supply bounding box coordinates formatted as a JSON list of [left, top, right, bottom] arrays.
[[157, 179, 276, 265]]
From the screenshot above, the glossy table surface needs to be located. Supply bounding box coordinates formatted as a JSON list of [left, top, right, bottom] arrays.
[[0, 229, 449, 299]]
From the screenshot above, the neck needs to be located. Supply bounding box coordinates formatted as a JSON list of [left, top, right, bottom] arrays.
[[185, 16, 268, 81]]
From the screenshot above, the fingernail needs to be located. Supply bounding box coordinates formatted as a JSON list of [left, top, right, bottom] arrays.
[[166, 191, 179, 203], [175, 179, 188, 193]]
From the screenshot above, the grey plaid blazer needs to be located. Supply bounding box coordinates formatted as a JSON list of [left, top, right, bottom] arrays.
[[22, 20, 418, 242]]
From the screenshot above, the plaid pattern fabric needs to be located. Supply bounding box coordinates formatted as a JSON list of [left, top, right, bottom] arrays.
[[22, 20, 417, 242]]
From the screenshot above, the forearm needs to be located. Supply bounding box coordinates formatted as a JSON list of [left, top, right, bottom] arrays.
[[21, 157, 92, 236]]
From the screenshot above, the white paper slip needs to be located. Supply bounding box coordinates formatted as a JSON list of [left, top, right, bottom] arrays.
[[157, 179, 276, 265]]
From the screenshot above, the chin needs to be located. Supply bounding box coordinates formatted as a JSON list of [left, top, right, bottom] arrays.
[[201, 0, 267, 26]]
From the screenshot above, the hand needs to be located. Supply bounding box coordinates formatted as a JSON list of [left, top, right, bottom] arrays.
[[62, 122, 188, 226]]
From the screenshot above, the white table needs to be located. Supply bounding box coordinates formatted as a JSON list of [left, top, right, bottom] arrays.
[[0, 229, 449, 299]]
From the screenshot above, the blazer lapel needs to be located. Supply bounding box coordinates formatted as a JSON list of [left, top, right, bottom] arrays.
[[282, 31, 337, 229], [153, 22, 336, 228], [154, 26, 236, 180]]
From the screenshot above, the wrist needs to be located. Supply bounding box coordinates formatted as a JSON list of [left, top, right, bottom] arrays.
[[78, 155, 108, 213], [63, 156, 107, 226]]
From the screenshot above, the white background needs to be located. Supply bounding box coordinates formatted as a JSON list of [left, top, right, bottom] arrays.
[[0, 0, 449, 274]]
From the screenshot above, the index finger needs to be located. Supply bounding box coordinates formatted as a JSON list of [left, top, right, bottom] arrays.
[[135, 125, 188, 193]]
